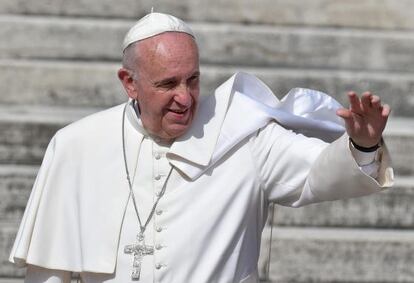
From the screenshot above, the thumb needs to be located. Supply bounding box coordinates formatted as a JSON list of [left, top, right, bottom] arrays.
[[336, 108, 352, 119]]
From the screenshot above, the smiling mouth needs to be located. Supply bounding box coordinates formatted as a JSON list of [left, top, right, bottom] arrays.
[[169, 108, 188, 114], [167, 108, 192, 123]]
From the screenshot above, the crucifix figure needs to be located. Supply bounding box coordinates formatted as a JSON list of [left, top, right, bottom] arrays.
[[124, 232, 154, 280]]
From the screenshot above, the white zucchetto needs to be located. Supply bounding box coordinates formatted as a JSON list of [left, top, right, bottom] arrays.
[[122, 12, 195, 52]]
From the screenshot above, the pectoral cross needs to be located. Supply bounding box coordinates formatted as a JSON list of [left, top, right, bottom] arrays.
[[124, 232, 154, 280]]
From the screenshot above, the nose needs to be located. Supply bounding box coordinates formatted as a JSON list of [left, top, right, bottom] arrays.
[[174, 84, 192, 107]]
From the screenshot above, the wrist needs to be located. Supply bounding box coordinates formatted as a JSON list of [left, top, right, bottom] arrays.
[[349, 138, 380, 152]]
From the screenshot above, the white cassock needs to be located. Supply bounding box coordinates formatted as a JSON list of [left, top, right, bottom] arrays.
[[10, 72, 393, 283]]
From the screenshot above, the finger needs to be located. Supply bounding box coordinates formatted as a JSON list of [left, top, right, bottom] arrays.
[[381, 104, 391, 118], [361, 91, 372, 111], [336, 109, 356, 133], [336, 108, 352, 119], [370, 95, 381, 110], [348, 91, 363, 114]]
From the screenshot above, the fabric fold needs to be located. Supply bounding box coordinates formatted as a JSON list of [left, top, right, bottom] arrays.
[[168, 72, 345, 180]]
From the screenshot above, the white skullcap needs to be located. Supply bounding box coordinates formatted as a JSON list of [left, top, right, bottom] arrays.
[[122, 12, 195, 52]]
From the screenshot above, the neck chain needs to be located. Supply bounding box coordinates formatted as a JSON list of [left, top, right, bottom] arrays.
[[121, 103, 173, 280]]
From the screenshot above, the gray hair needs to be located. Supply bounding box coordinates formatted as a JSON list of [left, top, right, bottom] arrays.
[[122, 42, 140, 80]]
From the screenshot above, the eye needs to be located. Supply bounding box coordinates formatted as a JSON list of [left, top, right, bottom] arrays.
[[156, 80, 176, 90], [188, 74, 200, 85]]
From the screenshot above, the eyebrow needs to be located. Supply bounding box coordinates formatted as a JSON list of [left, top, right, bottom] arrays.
[[153, 77, 176, 87], [153, 71, 200, 87], [191, 71, 201, 77]]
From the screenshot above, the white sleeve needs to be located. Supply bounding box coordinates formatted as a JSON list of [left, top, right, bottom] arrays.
[[25, 265, 71, 283], [250, 122, 327, 206], [250, 122, 393, 207]]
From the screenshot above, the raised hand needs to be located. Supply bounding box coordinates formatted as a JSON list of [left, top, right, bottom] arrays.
[[336, 91, 391, 147]]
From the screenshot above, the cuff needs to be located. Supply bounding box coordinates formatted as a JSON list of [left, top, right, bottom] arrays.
[[349, 142, 378, 166]]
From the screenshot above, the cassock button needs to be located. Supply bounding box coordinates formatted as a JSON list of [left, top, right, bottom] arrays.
[[155, 263, 162, 269], [155, 175, 161, 181], [155, 244, 163, 250], [155, 153, 161, 160], [156, 209, 163, 215], [156, 227, 163, 232]]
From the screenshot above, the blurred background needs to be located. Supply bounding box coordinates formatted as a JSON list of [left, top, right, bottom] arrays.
[[0, 0, 413, 282]]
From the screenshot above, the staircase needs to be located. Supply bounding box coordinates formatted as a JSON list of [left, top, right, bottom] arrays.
[[1, 1, 413, 282]]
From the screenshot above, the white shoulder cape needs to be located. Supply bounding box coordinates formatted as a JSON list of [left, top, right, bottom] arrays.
[[10, 72, 347, 272]]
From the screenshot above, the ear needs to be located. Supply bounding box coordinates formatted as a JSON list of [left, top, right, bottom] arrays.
[[118, 68, 138, 99]]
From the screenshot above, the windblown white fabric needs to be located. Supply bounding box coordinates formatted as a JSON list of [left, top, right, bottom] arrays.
[[168, 72, 347, 180], [122, 12, 195, 51]]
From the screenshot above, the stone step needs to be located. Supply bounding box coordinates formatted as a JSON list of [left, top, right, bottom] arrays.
[[0, 224, 25, 278], [2, 16, 414, 72], [2, 223, 414, 281], [383, 118, 414, 176], [0, 279, 78, 283], [1, 0, 414, 30], [0, 105, 99, 166], [0, 279, 23, 283], [0, 60, 125, 108], [0, 165, 37, 223], [1, 60, 413, 117], [0, 106, 412, 174], [259, 227, 414, 282], [1, 159, 413, 227], [272, 176, 414, 229]]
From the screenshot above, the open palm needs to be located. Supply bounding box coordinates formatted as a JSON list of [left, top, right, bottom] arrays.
[[336, 92, 391, 147]]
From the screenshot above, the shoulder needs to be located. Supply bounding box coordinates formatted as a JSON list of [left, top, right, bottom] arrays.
[[54, 103, 125, 143], [48, 103, 127, 160], [38, 103, 128, 172]]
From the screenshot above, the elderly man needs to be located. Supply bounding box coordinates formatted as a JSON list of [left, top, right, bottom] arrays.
[[10, 12, 392, 283]]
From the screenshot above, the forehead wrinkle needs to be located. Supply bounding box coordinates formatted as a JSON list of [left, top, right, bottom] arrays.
[[135, 33, 199, 84], [134, 39, 164, 79]]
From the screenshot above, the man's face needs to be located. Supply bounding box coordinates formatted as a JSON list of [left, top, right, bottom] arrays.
[[120, 32, 200, 141]]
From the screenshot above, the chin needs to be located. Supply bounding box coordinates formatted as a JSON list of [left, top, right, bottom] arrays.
[[164, 124, 192, 140]]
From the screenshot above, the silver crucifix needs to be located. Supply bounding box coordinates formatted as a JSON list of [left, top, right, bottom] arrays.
[[124, 232, 154, 280]]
